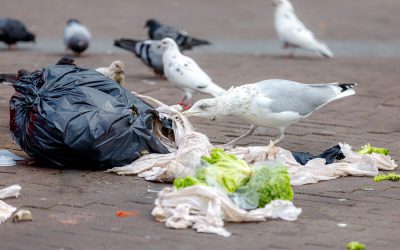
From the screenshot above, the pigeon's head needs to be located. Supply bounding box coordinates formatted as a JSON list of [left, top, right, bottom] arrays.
[[158, 38, 178, 50], [183, 98, 221, 119], [66, 19, 81, 25], [56, 55, 76, 66], [144, 19, 160, 29], [272, 0, 292, 9], [110, 60, 125, 74], [23, 32, 36, 43]]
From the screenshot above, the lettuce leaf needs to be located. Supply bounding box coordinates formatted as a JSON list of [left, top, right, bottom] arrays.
[[236, 163, 293, 208], [346, 241, 365, 250], [356, 143, 389, 155], [197, 148, 252, 193], [173, 176, 205, 190], [373, 172, 400, 182]]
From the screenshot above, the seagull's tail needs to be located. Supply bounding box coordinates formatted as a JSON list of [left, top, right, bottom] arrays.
[[183, 37, 211, 50], [114, 39, 140, 55], [317, 42, 334, 58], [335, 83, 357, 99], [204, 82, 227, 97]]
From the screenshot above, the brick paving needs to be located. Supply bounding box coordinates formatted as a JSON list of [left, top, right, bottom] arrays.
[[0, 0, 399, 249]]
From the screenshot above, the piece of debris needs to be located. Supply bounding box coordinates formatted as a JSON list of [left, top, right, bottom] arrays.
[[115, 210, 139, 217], [346, 241, 365, 250], [12, 209, 32, 223], [337, 223, 347, 228], [0, 185, 21, 199], [0, 200, 17, 224], [0, 156, 16, 167], [0, 150, 24, 161], [373, 172, 400, 182]]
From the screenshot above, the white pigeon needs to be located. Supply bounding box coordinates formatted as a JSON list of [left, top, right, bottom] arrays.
[[273, 0, 334, 58], [64, 19, 91, 55], [114, 39, 164, 76], [96, 60, 125, 85], [183, 80, 356, 146], [159, 38, 226, 108]]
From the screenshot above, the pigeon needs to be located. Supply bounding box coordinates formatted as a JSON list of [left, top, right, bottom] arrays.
[[183, 80, 356, 146], [273, 0, 333, 58], [114, 38, 164, 76], [0, 18, 35, 49], [64, 19, 91, 54], [56, 55, 76, 66], [159, 38, 226, 108], [145, 19, 210, 50], [96, 60, 125, 85]]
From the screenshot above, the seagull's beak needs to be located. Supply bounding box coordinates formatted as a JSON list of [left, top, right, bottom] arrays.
[[182, 110, 198, 117]]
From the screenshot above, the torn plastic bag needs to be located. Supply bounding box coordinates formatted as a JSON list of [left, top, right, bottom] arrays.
[[292, 145, 345, 165], [9, 65, 171, 169]]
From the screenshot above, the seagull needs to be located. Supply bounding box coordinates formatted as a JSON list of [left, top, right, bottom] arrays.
[[145, 19, 210, 50], [114, 38, 164, 77], [159, 38, 226, 108], [273, 0, 333, 58], [183, 80, 356, 146], [0, 18, 35, 49], [64, 19, 91, 55], [96, 60, 125, 85]]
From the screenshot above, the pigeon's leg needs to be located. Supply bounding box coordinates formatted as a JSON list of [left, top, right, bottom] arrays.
[[269, 128, 286, 147], [225, 124, 257, 147], [287, 48, 295, 59], [8, 44, 16, 50], [154, 69, 166, 80]]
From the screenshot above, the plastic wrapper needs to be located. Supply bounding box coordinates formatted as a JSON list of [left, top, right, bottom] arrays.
[[9, 65, 172, 169]]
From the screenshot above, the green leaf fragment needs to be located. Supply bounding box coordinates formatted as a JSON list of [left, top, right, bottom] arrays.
[[373, 172, 400, 182], [346, 241, 365, 250], [356, 143, 389, 155]]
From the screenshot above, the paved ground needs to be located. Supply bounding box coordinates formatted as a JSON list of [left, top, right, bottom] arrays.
[[0, 0, 399, 249]]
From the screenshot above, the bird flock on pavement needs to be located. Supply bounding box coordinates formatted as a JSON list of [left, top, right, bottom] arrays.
[[0, 0, 356, 146]]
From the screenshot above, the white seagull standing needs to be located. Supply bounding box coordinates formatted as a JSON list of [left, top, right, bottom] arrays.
[[273, 0, 334, 58], [159, 38, 226, 108], [183, 80, 356, 146]]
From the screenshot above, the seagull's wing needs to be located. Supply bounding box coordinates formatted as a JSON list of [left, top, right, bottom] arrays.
[[256, 80, 354, 116], [165, 54, 212, 90]]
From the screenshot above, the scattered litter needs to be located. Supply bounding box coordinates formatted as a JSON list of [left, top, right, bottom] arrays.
[[0, 185, 21, 224], [142, 79, 157, 85], [356, 143, 389, 155], [0, 184, 21, 199], [0, 150, 24, 161], [338, 198, 347, 202], [0, 156, 16, 167], [0, 200, 17, 224], [361, 186, 374, 191], [12, 209, 33, 223], [292, 145, 344, 165], [373, 172, 400, 182], [147, 188, 163, 193], [115, 210, 139, 217], [40, 197, 47, 201], [152, 186, 301, 237], [347, 241, 365, 250], [337, 223, 347, 227]]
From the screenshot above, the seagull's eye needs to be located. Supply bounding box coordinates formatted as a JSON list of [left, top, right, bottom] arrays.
[[199, 104, 207, 110]]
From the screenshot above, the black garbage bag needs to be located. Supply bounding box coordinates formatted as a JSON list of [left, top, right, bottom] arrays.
[[292, 145, 345, 165], [9, 65, 171, 169]]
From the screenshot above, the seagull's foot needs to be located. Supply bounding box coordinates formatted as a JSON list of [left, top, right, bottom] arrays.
[[182, 102, 192, 110]]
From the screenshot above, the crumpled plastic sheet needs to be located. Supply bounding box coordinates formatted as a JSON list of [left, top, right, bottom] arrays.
[[0, 185, 21, 224], [152, 186, 301, 237], [107, 94, 398, 236]]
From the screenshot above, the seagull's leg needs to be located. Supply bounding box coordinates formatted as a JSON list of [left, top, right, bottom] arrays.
[[225, 124, 257, 147], [287, 48, 295, 59], [269, 128, 286, 148]]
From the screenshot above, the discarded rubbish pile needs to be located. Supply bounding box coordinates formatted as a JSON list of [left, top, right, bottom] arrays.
[[108, 95, 397, 236], [9, 65, 174, 169]]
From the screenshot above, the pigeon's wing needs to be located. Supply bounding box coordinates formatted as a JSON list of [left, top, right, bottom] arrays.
[[275, 12, 321, 50], [153, 25, 184, 40], [0, 19, 28, 40], [256, 80, 343, 116], [165, 55, 212, 90]]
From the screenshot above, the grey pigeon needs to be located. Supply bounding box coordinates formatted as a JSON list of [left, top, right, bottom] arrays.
[[114, 38, 164, 76], [145, 19, 210, 50], [184, 80, 356, 146], [64, 19, 91, 54], [0, 18, 35, 49]]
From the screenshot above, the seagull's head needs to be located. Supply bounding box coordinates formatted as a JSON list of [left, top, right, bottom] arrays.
[[182, 98, 221, 119], [110, 60, 125, 74], [145, 19, 160, 29], [158, 38, 179, 50]]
